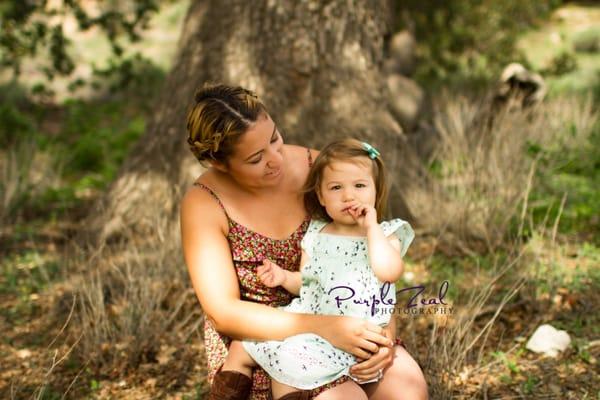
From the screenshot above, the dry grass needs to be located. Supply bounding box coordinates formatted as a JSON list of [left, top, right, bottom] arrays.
[[405, 93, 597, 253], [0, 139, 62, 225], [2, 91, 596, 398], [74, 221, 201, 372]]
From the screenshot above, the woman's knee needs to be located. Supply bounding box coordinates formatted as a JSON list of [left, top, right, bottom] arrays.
[[314, 381, 367, 400], [387, 346, 428, 399]]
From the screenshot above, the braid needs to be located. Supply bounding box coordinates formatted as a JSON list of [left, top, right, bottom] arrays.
[[185, 83, 267, 164]]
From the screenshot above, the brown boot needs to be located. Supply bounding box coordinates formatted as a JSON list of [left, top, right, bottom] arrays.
[[276, 390, 311, 400], [208, 370, 253, 400]]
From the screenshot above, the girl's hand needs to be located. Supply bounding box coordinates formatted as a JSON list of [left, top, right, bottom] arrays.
[[318, 316, 393, 359], [347, 202, 378, 229], [257, 259, 286, 288]]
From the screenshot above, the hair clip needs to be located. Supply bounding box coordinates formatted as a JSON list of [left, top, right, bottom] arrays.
[[362, 142, 380, 160]]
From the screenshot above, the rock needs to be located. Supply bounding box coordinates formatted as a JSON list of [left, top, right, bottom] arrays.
[[387, 74, 424, 132], [525, 324, 571, 357], [384, 31, 417, 77], [495, 63, 546, 108]]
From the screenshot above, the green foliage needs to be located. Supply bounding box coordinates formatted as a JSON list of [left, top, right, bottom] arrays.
[[397, 0, 563, 88], [57, 99, 146, 181], [527, 117, 600, 237], [522, 374, 539, 395], [544, 51, 578, 76], [0, 0, 160, 78], [573, 27, 600, 53], [91, 53, 166, 99]]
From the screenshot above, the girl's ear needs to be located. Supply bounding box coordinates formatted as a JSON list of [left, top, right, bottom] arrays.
[[209, 159, 228, 173]]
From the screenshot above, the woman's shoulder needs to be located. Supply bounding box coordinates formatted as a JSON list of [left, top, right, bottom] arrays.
[[181, 171, 228, 230], [283, 144, 318, 189], [284, 144, 319, 165]]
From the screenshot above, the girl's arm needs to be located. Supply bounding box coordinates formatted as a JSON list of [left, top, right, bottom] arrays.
[[181, 188, 393, 358], [349, 203, 404, 282], [366, 226, 404, 282]]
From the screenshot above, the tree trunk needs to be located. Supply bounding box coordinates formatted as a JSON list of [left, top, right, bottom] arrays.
[[89, 0, 414, 243]]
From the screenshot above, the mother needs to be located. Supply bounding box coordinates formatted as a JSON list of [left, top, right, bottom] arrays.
[[180, 84, 427, 400]]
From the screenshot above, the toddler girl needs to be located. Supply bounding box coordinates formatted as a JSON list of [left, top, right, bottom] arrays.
[[212, 138, 414, 400]]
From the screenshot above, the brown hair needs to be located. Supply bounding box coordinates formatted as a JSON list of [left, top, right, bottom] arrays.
[[186, 83, 267, 165], [304, 138, 389, 222]]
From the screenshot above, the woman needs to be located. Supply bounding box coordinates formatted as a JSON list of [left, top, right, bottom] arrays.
[[180, 84, 427, 400]]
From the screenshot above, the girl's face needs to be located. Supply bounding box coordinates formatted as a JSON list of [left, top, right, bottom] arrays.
[[214, 113, 285, 188], [317, 158, 377, 225]]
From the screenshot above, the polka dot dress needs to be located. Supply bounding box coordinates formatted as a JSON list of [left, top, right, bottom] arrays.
[[242, 218, 415, 390]]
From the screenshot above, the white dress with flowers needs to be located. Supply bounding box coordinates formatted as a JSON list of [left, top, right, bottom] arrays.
[[242, 218, 414, 390]]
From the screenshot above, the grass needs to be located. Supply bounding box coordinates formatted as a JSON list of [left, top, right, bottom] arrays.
[[516, 3, 600, 97], [1, 3, 599, 398]]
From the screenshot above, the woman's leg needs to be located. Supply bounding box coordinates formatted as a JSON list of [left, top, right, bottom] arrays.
[[313, 381, 368, 400], [361, 345, 428, 400]]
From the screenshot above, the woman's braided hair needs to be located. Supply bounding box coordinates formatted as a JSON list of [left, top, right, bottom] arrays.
[[186, 83, 267, 164]]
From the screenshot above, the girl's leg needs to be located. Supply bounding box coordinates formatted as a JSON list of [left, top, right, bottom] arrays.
[[361, 345, 428, 400], [221, 340, 257, 377], [209, 341, 256, 400], [313, 381, 368, 400]]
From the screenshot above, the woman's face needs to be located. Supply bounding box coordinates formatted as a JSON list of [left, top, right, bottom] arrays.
[[219, 113, 285, 188]]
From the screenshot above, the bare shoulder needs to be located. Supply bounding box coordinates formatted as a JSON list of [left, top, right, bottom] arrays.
[[180, 177, 228, 236], [285, 144, 319, 162]]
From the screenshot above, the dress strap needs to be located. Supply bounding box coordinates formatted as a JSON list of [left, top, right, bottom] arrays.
[[193, 182, 229, 217], [307, 147, 313, 168]]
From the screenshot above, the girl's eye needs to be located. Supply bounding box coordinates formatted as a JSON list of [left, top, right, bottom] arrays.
[[330, 185, 341, 190], [270, 133, 280, 143], [355, 183, 366, 188], [249, 158, 262, 164]]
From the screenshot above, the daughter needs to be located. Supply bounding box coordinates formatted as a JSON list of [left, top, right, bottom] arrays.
[[212, 138, 414, 400]]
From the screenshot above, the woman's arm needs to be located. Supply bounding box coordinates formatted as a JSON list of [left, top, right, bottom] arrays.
[[181, 188, 393, 358]]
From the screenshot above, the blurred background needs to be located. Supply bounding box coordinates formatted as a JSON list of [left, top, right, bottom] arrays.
[[1, 0, 598, 398]]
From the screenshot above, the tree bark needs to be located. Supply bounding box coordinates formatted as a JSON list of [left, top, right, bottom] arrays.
[[89, 0, 414, 243]]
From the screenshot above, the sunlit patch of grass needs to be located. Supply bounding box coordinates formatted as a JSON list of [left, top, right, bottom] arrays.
[[516, 3, 600, 97], [524, 235, 600, 294]]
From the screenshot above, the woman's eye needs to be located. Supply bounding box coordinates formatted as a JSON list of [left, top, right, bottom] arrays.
[[249, 158, 262, 164], [270, 133, 279, 143]]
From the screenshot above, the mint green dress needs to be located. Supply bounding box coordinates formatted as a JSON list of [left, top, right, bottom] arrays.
[[242, 218, 414, 390]]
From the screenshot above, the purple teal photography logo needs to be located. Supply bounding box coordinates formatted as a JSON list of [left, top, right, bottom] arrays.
[[327, 281, 454, 316]]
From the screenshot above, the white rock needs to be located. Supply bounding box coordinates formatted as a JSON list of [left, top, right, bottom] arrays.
[[525, 324, 571, 357]]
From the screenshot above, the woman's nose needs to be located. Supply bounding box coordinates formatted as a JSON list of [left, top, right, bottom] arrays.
[[266, 149, 283, 168]]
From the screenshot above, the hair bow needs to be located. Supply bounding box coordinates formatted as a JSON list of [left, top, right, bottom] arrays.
[[362, 142, 380, 160]]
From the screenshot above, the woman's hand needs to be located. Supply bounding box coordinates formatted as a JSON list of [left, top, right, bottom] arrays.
[[349, 323, 396, 381], [318, 316, 393, 360], [350, 346, 395, 382], [257, 259, 286, 288]]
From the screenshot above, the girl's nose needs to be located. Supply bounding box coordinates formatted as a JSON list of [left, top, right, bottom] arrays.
[[342, 189, 354, 201]]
